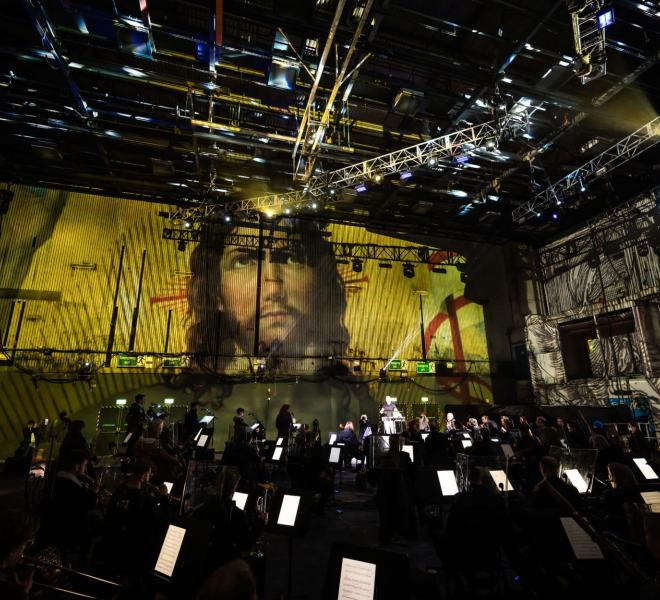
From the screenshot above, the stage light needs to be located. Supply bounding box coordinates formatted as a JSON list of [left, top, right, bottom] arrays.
[[224, 213, 232, 222], [378, 262, 392, 269], [177, 241, 187, 252], [372, 171, 384, 184], [597, 9, 614, 29], [400, 170, 413, 180], [402, 264, 415, 278], [355, 183, 367, 193], [552, 213, 558, 220], [455, 154, 469, 164], [329, 187, 337, 196], [428, 156, 438, 168], [379, 368, 387, 379], [421, 397, 429, 403], [184, 220, 192, 228], [432, 266, 447, 274], [116, 399, 127, 406], [311, 202, 318, 209], [284, 208, 291, 214], [164, 399, 174, 404], [352, 260, 363, 273]]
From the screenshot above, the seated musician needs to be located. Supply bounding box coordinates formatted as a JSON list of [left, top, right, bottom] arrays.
[[105, 459, 171, 581], [527, 456, 580, 511], [58, 420, 91, 467], [338, 421, 359, 468], [0, 508, 40, 600]]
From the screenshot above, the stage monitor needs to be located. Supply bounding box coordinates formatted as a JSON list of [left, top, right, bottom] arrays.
[[437, 471, 459, 496]]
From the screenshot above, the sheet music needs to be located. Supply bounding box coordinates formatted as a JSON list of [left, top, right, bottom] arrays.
[[560, 517, 604, 560], [421, 433, 429, 441], [194, 428, 203, 441], [197, 434, 209, 448], [565, 469, 589, 493], [123, 433, 133, 444], [402, 444, 414, 462], [277, 495, 300, 527], [164, 482, 173, 494], [277, 437, 284, 446], [329, 447, 342, 464], [633, 458, 658, 480], [461, 439, 472, 448], [273, 447, 283, 461], [337, 557, 376, 600], [641, 491, 660, 505], [501, 443, 515, 458], [490, 469, 513, 492], [233, 491, 249, 511], [329, 434, 337, 445], [437, 471, 459, 496], [154, 524, 186, 577]]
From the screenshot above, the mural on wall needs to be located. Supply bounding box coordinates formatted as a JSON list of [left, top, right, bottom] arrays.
[[0, 186, 493, 453], [526, 190, 660, 422]]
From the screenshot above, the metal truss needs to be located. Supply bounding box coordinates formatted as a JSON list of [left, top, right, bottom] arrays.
[[307, 113, 528, 195], [570, 0, 607, 84], [538, 186, 660, 279], [513, 115, 660, 224], [169, 113, 528, 222], [162, 228, 465, 266]]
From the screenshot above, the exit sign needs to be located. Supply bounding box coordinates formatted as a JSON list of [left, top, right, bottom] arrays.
[[388, 359, 408, 371], [163, 355, 190, 368], [416, 362, 436, 374]]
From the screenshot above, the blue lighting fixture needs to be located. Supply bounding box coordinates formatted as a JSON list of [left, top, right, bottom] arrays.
[[355, 183, 367, 193], [597, 9, 614, 29], [455, 154, 469, 164], [400, 170, 413, 180], [552, 213, 559, 220]]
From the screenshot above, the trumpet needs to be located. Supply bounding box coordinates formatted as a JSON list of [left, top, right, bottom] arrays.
[[80, 473, 112, 500], [145, 481, 181, 502]]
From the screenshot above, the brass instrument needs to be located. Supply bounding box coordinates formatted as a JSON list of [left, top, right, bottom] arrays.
[[19, 551, 122, 600], [80, 472, 112, 500], [145, 481, 181, 502]]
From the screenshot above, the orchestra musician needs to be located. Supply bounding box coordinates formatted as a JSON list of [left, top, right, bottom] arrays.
[[125, 393, 147, 448], [419, 413, 430, 432], [276, 404, 293, 441], [0, 507, 40, 600], [444, 412, 457, 435], [184, 401, 201, 441]]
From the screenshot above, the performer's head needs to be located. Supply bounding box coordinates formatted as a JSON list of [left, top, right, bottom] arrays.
[[135, 394, 146, 406], [236, 408, 245, 417], [190, 401, 199, 411], [280, 404, 290, 413], [385, 396, 392, 405], [446, 412, 454, 422]]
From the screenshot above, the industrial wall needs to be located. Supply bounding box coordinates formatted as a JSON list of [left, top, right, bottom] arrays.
[[526, 189, 660, 423], [0, 185, 530, 457]]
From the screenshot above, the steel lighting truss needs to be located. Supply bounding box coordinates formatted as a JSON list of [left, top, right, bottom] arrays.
[[169, 113, 528, 222], [538, 186, 660, 281], [162, 228, 465, 267], [513, 115, 660, 224], [570, 0, 607, 84]]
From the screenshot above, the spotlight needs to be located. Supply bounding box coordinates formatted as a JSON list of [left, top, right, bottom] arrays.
[[372, 171, 384, 184], [428, 156, 438, 168], [552, 213, 558, 220], [355, 183, 367, 193], [379, 367, 387, 379], [224, 213, 232, 222], [329, 187, 337, 196], [402, 264, 415, 279], [400, 170, 413, 180], [311, 202, 318, 209], [352, 260, 363, 273], [378, 262, 392, 269], [597, 9, 614, 29], [177, 240, 187, 252], [80, 361, 91, 374], [284, 208, 291, 214], [184, 220, 192, 229], [432, 266, 447, 274]]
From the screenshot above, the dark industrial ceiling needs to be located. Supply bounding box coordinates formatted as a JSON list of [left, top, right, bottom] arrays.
[[2, 0, 660, 242]]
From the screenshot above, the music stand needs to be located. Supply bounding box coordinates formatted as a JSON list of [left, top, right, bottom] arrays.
[[153, 516, 211, 597], [266, 489, 313, 599], [322, 543, 411, 600]]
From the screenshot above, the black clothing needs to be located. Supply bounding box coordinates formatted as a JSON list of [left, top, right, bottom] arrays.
[[275, 410, 293, 437], [443, 419, 458, 435], [126, 402, 146, 442], [338, 428, 358, 446], [462, 440, 494, 456], [482, 420, 499, 437], [628, 430, 649, 454], [59, 433, 91, 464], [184, 409, 200, 441], [23, 425, 40, 446], [601, 486, 643, 517], [358, 419, 370, 444], [425, 431, 452, 465], [41, 474, 97, 552], [527, 475, 580, 511]]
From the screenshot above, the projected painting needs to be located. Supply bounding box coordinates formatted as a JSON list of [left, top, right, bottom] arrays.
[[0, 186, 492, 451]]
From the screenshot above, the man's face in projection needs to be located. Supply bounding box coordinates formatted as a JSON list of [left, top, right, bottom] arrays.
[[219, 225, 318, 352]]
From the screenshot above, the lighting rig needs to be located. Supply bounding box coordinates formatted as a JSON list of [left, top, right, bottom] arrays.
[[513, 115, 660, 224], [168, 112, 528, 224], [566, 0, 611, 84]]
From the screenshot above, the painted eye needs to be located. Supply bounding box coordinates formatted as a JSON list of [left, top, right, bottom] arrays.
[[232, 256, 254, 269], [286, 253, 305, 266]]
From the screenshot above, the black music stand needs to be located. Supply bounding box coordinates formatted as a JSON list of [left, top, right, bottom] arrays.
[[266, 489, 313, 599], [153, 516, 211, 599], [322, 542, 411, 600]]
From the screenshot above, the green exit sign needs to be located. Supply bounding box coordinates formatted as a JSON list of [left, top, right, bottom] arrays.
[[118, 353, 142, 368], [388, 359, 408, 371], [163, 355, 189, 368], [416, 361, 436, 374]]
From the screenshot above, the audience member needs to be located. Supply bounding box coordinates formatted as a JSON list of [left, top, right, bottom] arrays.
[[198, 559, 257, 600], [0, 508, 39, 600]]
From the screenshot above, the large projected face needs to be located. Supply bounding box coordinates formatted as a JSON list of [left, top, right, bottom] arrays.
[[186, 218, 349, 360]]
